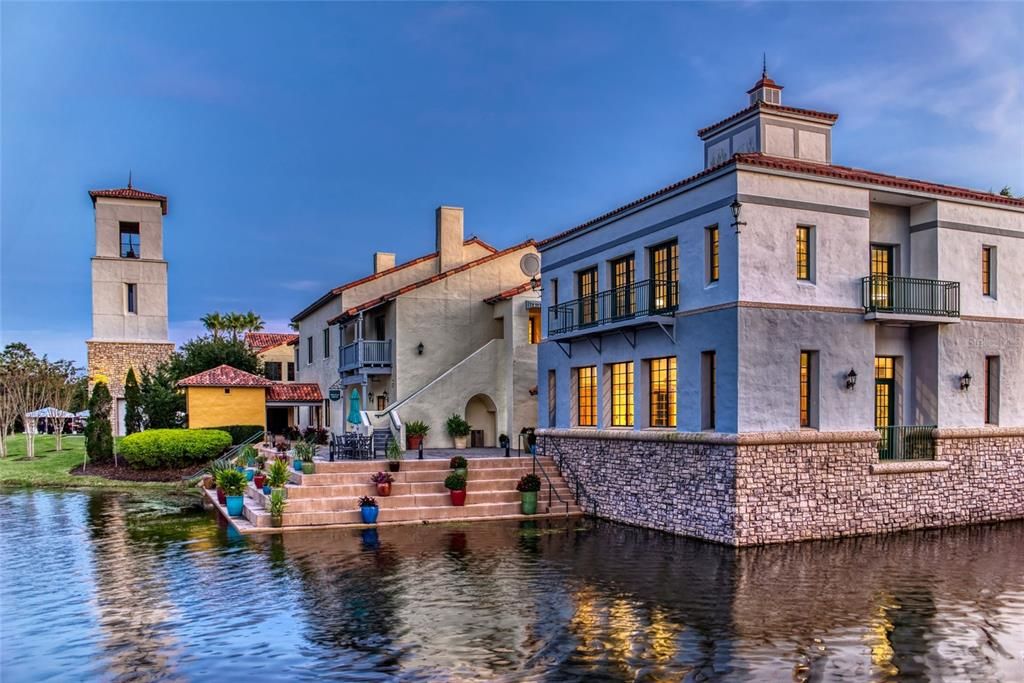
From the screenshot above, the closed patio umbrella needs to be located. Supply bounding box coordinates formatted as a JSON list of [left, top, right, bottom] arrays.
[[347, 389, 362, 425]]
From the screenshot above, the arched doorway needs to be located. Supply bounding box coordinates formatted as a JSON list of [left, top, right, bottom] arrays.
[[465, 394, 497, 448]]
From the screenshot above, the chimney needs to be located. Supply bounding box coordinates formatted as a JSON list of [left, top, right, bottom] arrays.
[[435, 206, 465, 272], [373, 252, 396, 274]]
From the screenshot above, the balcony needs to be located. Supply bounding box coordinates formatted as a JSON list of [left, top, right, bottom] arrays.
[[861, 275, 959, 324], [339, 339, 393, 374], [548, 279, 678, 338], [877, 425, 936, 461]]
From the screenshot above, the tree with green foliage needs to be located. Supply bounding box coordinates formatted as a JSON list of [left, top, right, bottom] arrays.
[[140, 363, 186, 429], [124, 368, 144, 435], [167, 336, 262, 379], [85, 381, 114, 466], [43, 359, 83, 452]]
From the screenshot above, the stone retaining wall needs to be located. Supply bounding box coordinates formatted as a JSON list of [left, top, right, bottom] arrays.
[[539, 427, 1024, 546], [86, 340, 174, 398]]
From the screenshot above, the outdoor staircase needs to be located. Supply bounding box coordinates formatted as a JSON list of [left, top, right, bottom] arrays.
[[371, 428, 393, 457], [236, 456, 582, 529]]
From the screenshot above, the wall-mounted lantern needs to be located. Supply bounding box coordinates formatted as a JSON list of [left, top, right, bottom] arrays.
[[367, 391, 374, 403], [845, 368, 857, 390], [730, 199, 747, 234], [417, 342, 425, 355], [381, 391, 389, 404], [960, 371, 972, 391]]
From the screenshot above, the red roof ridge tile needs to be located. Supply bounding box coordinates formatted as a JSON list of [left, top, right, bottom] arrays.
[[89, 187, 168, 215], [245, 332, 299, 353], [697, 102, 838, 138], [329, 240, 537, 324], [176, 364, 274, 388], [267, 383, 323, 402]]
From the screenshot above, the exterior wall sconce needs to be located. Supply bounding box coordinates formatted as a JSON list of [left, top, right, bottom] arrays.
[[530, 275, 541, 291], [367, 391, 374, 402], [845, 369, 857, 390], [417, 342, 424, 355], [381, 391, 389, 404], [730, 199, 747, 234], [960, 371, 972, 391]]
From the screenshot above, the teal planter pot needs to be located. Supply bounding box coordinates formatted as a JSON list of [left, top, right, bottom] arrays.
[[360, 506, 379, 524], [235, 466, 245, 473], [521, 491, 538, 515], [293, 459, 303, 472], [262, 484, 272, 495], [225, 496, 244, 517], [301, 462, 315, 475], [244, 469, 255, 481]]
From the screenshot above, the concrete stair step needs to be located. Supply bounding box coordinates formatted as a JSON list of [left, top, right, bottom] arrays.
[[309, 456, 552, 474], [249, 486, 575, 513], [293, 466, 549, 486], [258, 476, 562, 499]]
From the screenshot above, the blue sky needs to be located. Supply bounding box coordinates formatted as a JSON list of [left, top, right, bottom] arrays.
[[2, 2, 1022, 365]]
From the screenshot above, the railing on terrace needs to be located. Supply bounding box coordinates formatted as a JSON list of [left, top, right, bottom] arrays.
[[877, 425, 936, 461], [339, 339, 393, 373], [184, 429, 266, 483], [541, 435, 598, 517], [861, 276, 960, 318], [548, 279, 678, 336]]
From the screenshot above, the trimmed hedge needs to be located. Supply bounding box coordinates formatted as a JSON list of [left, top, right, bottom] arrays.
[[120, 429, 232, 469], [211, 424, 264, 445]]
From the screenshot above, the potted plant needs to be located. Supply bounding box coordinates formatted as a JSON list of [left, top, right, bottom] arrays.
[[445, 414, 471, 449], [235, 453, 247, 473], [444, 472, 467, 506], [405, 420, 430, 450], [256, 454, 267, 470], [262, 480, 272, 495], [268, 489, 287, 528], [371, 471, 394, 497], [386, 439, 402, 472], [449, 455, 468, 478], [516, 473, 541, 515], [267, 458, 290, 497], [241, 444, 257, 467], [359, 496, 379, 524], [294, 441, 315, 474], [253, 470, 267, 490], [219, 468, 248, 517], [209, 460, 230, 504]]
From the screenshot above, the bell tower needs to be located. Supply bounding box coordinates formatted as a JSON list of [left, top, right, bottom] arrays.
[[86, 178, 174, 434]]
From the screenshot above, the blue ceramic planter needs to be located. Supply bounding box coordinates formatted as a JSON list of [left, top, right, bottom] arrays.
[[293, 459, 303, 472], [225, 495, 244, 517], [245, 469, 255, 481], [360, 506, 379, 524], [262, 484, 272, 495], [235, 466, 245, 473]]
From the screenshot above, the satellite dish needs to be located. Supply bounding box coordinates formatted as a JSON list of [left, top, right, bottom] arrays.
[[520, 253, 541, 278]]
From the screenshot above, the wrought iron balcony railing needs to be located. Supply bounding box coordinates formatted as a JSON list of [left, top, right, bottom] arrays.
[[877, 425, 936, 461], [547, 279, 678, 336], [861, 275, 959, 318], [340, 339, 392, 373]]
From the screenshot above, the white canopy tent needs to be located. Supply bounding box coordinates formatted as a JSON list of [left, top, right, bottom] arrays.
[[24, 407, 76, 434]]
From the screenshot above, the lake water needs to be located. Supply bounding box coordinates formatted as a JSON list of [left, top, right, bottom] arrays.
[[1, 489, 1022, 682]]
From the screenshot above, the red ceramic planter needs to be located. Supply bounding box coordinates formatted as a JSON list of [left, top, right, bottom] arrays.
[[376, 482, 392, 497], [216, 487, 226, 505], [254, 474, 266, 489], [407, 435, 423, 450], [450, 489, 467, 506]]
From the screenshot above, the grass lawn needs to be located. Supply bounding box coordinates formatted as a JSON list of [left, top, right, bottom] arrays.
[[0, 434, 184, 491]]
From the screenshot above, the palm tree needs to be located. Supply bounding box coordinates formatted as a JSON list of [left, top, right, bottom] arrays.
[[200, 312, 226, 340], [242, 311, 265, 335], [223, 312, 246, 342]]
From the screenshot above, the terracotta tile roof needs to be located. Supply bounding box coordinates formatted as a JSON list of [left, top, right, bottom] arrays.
[[746, 75, 783, 94], [734, 153, 1024, 208], [539, 152, 1024, 249], [245, 332, 299, 353], [89, 187, 168, 215], [329, 240, 537, 324], [176, 364, 273, 388], [267, 383, 323, 402], [484, 281, 537, 304], [697, 102, 838, 138], [291, 238, 494, 323]]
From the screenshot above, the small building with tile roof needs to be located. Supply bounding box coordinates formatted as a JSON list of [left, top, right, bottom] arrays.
[[245, 332, 299, 385]]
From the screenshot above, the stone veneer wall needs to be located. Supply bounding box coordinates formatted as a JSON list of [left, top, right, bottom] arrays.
[[539, 427, 1024, 546], [86, 341, 175, 398]]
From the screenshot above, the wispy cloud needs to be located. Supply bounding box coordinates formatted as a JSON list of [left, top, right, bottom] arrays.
[[280, 279, 322, 292]]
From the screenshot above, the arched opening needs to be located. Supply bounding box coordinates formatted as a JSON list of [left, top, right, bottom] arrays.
[[465, 394, 497, 448]]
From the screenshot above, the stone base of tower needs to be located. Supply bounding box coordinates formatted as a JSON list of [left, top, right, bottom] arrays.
[[86, 341, 175, 435]]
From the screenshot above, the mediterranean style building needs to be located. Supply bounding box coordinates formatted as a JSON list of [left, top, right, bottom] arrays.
[[536, 69, 1023, 545], [291, 206, 542, 448], [86, 182, 174, 435]]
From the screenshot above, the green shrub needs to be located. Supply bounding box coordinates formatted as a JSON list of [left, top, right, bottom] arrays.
[[445, 414, 471, 438], [211, 424, 264, 445], [120, 428, 232, 469]]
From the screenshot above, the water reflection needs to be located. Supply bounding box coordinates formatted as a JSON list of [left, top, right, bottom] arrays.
[[1, 489, 1022, 682]]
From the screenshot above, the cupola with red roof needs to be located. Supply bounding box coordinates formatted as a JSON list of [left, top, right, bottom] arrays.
[[699, 61, 838, 169]]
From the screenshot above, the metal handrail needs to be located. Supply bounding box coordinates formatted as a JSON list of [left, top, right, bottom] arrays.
[[548, 279, 678, 336], [540, 435, 598, 516], [878, 425, 936, 461], [185, 429, 266, 483], [861, 275, 960, 317], [529, 449, 570, 516]]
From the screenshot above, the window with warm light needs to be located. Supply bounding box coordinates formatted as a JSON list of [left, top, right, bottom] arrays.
[[576, 366, 597, 427], [800, 351, 819, 428], [610, 361, 634, 427], [610, 255, 635, 318], [796, 226, 813, 281], [649, 357, 676, 428], [649, 241, 678, 309], [982, 246, 995, 297]]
